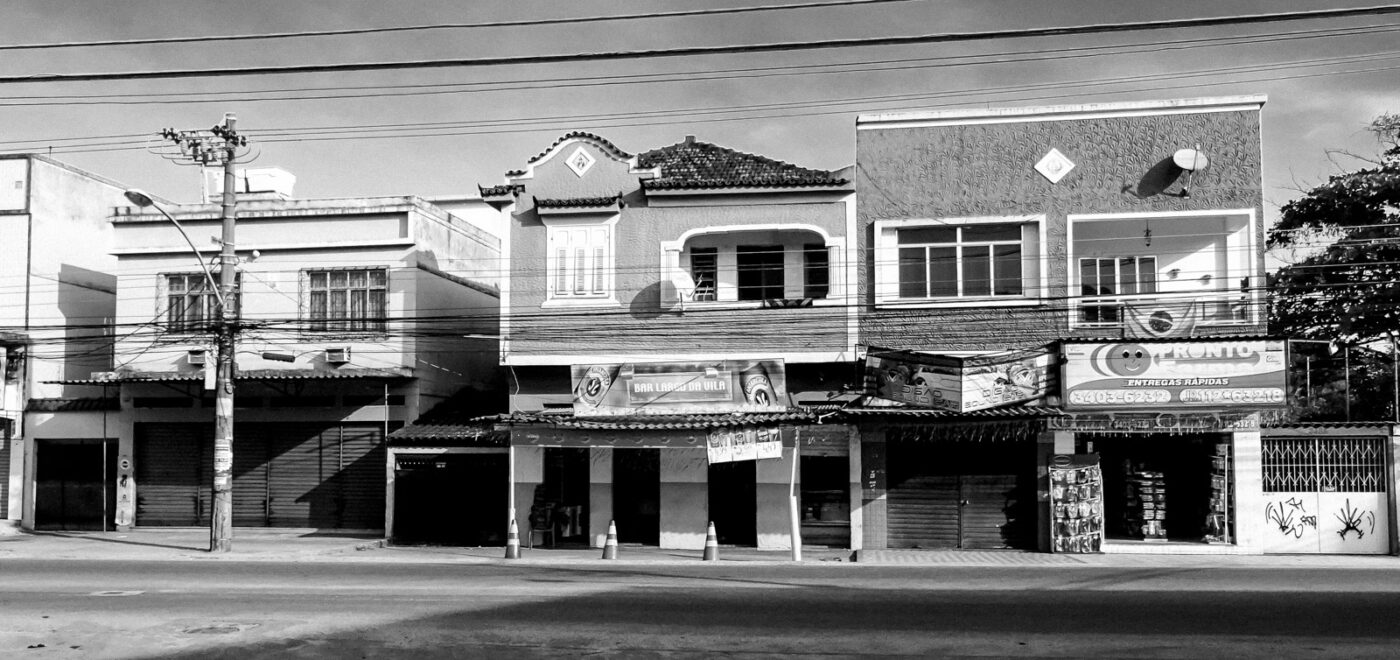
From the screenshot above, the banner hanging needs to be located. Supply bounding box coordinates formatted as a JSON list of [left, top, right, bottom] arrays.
[[572, 359, 786, 416], [707, 426, 784, 464], [865, 346, 1053, 412]]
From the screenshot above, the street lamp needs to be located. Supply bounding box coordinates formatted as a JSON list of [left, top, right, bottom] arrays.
[[123, 186, 238, 552], [122, 189, 226, 310]]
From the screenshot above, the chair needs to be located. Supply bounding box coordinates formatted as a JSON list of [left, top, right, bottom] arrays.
[[528, 501, 555, 548]]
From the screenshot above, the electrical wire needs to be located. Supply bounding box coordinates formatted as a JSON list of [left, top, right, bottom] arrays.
[[3, 5, 1399, 84]]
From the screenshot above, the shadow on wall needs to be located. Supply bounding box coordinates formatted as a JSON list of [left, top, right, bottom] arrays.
[[629, 281, 664, 320], [1121, 158, 1187, 199]]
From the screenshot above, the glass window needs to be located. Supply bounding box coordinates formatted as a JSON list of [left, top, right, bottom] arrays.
[[737, 245, 785, 301], [307, 268, 387, 332], [1078, 257, 1157, 323], [896, 224, 1023, 299], [165, 273, 239, 332]]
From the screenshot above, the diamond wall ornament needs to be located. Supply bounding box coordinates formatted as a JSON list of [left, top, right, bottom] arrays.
[[566, 147, 596, 177], [1035, 148, 1075, 183]]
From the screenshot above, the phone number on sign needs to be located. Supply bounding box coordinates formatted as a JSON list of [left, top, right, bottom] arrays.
[[1067, 389, 1171, 405], [1179, 388, 1285, 404]]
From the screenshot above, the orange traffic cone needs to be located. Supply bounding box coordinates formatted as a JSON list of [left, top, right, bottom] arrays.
[[601, 520, 619, 560], [504, 518, 521, 559], [702, 521, 719, 561]]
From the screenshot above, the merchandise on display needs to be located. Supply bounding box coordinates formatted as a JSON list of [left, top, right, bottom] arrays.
[[1049, 454, 1104, 553]]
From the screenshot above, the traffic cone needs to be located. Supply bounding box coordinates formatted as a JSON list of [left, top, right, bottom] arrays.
[[601, 520, 619, 560], [702, 521, 719, 561], [504, 518, 521, 559]]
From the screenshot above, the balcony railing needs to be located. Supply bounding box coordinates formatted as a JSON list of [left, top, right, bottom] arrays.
[[1077, 290, 1252, 328]]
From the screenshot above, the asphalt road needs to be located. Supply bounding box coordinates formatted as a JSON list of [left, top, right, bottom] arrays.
[[4, 560, 1400, 658]]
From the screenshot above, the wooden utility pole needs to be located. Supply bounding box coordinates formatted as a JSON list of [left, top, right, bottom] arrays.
[[160, 114, 246, 552]]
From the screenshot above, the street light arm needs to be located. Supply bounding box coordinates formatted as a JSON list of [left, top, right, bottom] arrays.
[[124, 190, 228, 310]]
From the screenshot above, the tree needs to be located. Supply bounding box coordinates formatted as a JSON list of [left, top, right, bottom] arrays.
[[1268, 114, 1399, 421]]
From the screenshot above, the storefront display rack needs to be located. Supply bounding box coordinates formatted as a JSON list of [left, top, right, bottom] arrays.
[[1049, 455, 1104, 553]]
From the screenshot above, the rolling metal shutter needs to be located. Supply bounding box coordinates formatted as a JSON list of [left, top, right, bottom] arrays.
[[959, 474, 1031, 550], [232, 433, 269, 527], [135, 423, 211, 527], [266, 423, 326, 527], [332, 425, 385, 530], [887, 475, 960, 548], [0, 431, 10, 519]]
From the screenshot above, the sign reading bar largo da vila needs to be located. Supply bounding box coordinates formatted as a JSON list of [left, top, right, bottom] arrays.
[[572, 359, 787, 416], [1062, 340, 1286, 411]]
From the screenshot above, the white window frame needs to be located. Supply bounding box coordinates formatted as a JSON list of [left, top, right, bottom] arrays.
[[873, 215, 1045, 308], [660, 224, 845, 310], [1067, 209, 1258, 329], [542, 215, 619, 308]]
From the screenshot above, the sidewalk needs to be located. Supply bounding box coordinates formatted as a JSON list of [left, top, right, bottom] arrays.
[[3, 527, 1399, 568]]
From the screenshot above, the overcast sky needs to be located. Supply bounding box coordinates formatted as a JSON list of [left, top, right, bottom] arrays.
[[1, 0, 1396, 227]]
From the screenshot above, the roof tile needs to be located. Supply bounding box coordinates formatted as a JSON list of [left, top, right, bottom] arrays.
[[637, 136, 848, 190]]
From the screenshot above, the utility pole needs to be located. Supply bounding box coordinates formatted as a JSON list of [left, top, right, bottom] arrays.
[[160, 113, 246, 552]]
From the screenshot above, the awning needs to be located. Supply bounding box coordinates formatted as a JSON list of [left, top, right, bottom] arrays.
[[47, 367, 413, 385]]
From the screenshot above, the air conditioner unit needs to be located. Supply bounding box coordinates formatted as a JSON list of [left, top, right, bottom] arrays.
[[187, 350, 208, 366], [325, 347, 351, 364]]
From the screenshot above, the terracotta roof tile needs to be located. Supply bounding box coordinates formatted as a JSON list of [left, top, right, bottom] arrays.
[[637, 136, 848, 190], [534, 195, 622, 209]]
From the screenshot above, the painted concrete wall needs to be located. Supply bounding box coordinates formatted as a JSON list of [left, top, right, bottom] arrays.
[[589, 447, 613, 548], [512, 445, 544, 543], [856, 105, 1266, 351], [1232, 429, 1265, 554], [756, 447, 798, 550], [660, 448, 708, 550]]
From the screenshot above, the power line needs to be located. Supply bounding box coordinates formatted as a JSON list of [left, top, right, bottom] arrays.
[[4, 5, 1399, 85], [4, 21, 1396, 109], [0, 1, 919, 51]]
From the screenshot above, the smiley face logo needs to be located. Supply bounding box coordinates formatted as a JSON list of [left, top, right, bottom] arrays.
[[1105, 344, 1151, 377]]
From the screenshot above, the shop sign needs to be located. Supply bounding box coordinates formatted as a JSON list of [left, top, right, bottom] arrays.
[[865, 346, 1053, 412], [706, 426, 783, 464], [1062, 340, 1285, 411], [1048, 411, 1260, 434], [572, 359, 786, 416]]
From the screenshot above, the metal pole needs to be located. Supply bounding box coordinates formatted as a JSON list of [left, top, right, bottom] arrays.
[[789, 436, 802, 562], [1393, 333, 1399, 423], [1344, 345, 1351, 422], [210, 113, 239, 553]]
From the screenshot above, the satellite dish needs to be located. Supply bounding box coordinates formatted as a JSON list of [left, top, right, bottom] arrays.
[[1173, 148, 1208, 172]]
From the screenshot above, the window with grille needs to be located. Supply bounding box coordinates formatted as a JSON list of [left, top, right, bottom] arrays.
[[803, 243, 829, 299], [689, 247, 717, 302], [736, 245, 785, 301], [1262, 438, 1387, 493], [165, 273, 239, 332], [307, 268, 387, 332]]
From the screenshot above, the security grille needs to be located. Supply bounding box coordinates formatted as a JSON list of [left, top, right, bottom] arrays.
[[1262, 438, 1386, 493]]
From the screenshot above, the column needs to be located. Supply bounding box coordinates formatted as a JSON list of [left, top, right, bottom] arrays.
[[589, 447, 613, 548], [659, 448, 708, 549], [1231, 424, 1265, 553], [756, 445, 796, 550]]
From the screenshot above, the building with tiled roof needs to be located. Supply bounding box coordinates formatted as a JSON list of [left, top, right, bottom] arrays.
[[467, 131, 857, 551]]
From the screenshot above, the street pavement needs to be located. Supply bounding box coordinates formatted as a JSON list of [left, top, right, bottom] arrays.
[[3, 525, 1399, 569]]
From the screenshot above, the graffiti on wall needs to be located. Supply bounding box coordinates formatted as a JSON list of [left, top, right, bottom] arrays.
[[1335, 499, 1376, 541], [1265, 498, 1317, 538]]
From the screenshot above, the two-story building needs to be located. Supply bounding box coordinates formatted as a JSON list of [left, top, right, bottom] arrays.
[[42, 170, 501, 536], [1, 155, 130, 533], [850, 96, 1327, 554], [478, 133, 859, 551]]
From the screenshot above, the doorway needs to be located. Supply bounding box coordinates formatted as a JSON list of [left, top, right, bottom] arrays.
[[541, 448, 590, 544], [35, 438, 117, 531], [613, 449, 659, 545], [708, 460, 757, 546], [393, 452, 507, 546]]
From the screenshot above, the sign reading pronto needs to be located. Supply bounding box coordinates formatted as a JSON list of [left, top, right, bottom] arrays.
[[707, 426, 784, 464], [572, 359, 786, 416], [1062, 340, 1285, 411], [865, 346, 1053, 412]]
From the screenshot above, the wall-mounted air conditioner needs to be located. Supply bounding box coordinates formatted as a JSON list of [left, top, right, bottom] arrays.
[[325, 347, 351, 364], [187, 350, 208, 366]]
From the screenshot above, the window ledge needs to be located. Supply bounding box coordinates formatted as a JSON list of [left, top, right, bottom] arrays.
[[683, 298, 842, 311], [541, 297, 621, 310], [874, 297, 1044, 310]]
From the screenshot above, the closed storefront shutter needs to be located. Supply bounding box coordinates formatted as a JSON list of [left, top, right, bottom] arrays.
[[232, 434, 269, 527], [266, 423, 327, 527], [0, 429, 10, 519], [887, 475, 960, 548], [886, 436, 1035, 550], [333, 425, 385, 530], [135, 423, 211, 527]]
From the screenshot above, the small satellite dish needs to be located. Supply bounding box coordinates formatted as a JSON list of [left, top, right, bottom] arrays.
[[1173, 148, 1208, 172]]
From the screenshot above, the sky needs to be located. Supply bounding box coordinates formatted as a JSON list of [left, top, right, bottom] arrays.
[[0, 0, 1396, 229]]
